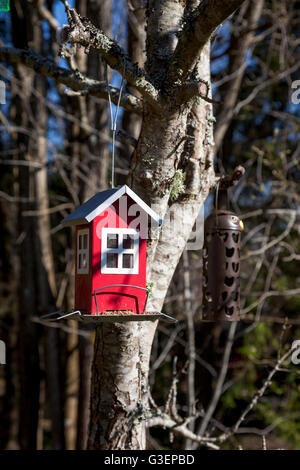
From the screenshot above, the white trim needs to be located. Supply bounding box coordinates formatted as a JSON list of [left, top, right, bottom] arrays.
[[86, 186, 125, 223], [124, 185, 162, 224], [62, 185, 162, 227], [77, 228, 89, 274], [85, 185, 161, 224], [101, 227, 139, 274]]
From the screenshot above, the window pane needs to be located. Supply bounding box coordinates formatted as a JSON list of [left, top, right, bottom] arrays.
[[83, 234, 88, 249], [79, 235, 82, 249], [123, 253, 133, 269], [78, 254, 82, 269], [123, 234, 134, 249], [82, 253, 87, 269], [107, 233, 118, 248], [107, 252, 118, 268]]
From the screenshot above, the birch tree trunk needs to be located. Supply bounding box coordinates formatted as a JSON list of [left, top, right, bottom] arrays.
[[88, 321, 157, 449], [87, 1, 216, 449]]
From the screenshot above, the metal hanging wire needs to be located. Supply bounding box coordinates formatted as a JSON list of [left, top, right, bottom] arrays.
[[215, 179, 230, 228], [104, 61, 126, 188]]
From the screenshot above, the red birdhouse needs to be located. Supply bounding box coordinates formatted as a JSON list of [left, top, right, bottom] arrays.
[[61, 185, 161, 319]]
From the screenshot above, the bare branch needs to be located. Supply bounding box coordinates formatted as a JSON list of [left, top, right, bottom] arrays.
[[217, 165, 246, 190], [230, 346, 295, 437], [146, 415, 220, 450], [32, 0, 59, 31], [176, 79, 222, 105], [193, 322, 237, 447], [60, 7, 160, 107], [166, 0, 247, 86], [214, 0, 264, 152], [117, 129, 138, 148], [242, 211, 297, 260], [0, 47, 143, 114]]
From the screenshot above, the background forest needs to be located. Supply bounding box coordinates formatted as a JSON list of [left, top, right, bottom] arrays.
[[0, 0, 300, 450]]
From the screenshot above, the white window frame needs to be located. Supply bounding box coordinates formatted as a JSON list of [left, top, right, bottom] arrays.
[[77, 228, 90, 274], [101, 227, 139, 274]]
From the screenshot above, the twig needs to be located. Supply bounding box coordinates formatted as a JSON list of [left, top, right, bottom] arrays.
[[146, 415, 220, 450], [117, 129, 138, 148], [242, 211, 296, 260], [194, 322, 237, 446], [214, 345, 297, 443], [216, 165, 246, 190], [31, 316, 91, 337], [183, 249, 196, 448]]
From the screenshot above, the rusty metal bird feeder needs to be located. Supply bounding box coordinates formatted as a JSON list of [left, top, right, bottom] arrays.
[[201, 190, 244, 322]]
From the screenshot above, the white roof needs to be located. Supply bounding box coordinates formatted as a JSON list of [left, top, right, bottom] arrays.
[[62, 185, 162, 227]]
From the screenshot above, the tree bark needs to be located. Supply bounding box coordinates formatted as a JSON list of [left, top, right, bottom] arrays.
[[76, 326, 93, 450], [87, 321, 157, 449]]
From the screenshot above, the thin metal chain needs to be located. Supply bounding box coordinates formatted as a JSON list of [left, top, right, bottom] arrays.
[[104, 61, 126, 188]]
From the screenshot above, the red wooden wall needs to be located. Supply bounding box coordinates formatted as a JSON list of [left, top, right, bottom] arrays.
[[74, 195, 147, 314], [74, 223, 93, 313], [91, 196, 147, 314]]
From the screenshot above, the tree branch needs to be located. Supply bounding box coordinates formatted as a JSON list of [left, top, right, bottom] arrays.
[[146, 415, 220, 450], [194, 322, 237, 446], [214, 0, 264, 152], [219, 345, 296, 442], [176, 79, 222, 105], [166, 0, 247, 87], [0, 47, 143, 114], [217, 165, 246, 190], [148, 346, 297, 449], [61, 6, 160, 108], [32, 0, 59, 31], [117, 129, 138, 148]]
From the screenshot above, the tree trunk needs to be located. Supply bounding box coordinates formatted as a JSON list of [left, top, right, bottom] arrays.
[[76, 326, 93, 450], [34, 79, 65, 451], [87, 2, 215, 449], [65, 325, 79, 449], [88, 321, 157, 449], [11, 0, 65, 449], [11, 1, 41, 449]]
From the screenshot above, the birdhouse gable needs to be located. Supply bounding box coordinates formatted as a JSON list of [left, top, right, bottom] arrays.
[[62, 185, 161, 227]]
